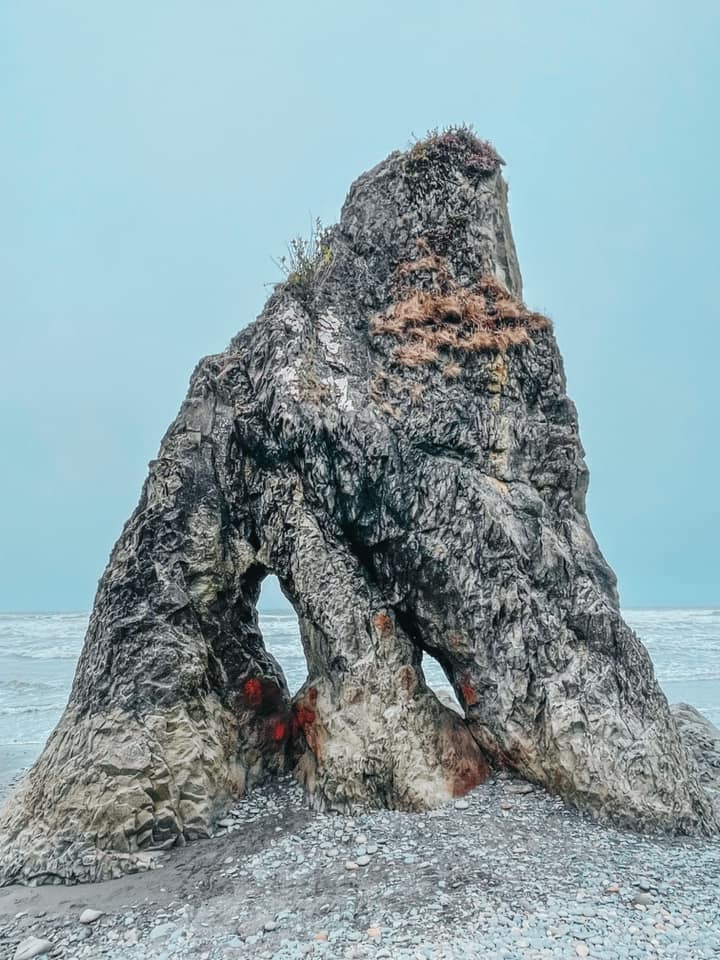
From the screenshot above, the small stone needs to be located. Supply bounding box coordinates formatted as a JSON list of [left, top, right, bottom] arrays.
[[637, 878, 652, 891], [454, 799, 469, 810], [79, 909, 103, 924], [507, 782, 533, 795], [264, 920, 279, 932], [366, 843, 378, 854], [345, 861, 359, 870], [575, 943, 589, 958], [500, 801, 512, 810], [606, 883, 620, 894], [14, 938, 53, 960], [633, 892, 654, 906], [149, 921, 177, 941], [367, 926, 382, 939], [314, 932, 329, 941], [357, 855, 370, 866]]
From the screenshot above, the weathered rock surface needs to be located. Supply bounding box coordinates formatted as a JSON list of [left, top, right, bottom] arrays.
[[0, 128, 716, 884], [672, 703, 720, 809]]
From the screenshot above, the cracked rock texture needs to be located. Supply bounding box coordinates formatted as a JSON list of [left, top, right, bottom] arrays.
[[1, 131, 716, 886]]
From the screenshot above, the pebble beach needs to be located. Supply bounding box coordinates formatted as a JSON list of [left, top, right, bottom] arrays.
[[2, 774, 719, 960]]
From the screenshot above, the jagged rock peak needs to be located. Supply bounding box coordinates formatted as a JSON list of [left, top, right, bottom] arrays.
[[1, 131, 716, 886], [263, 127, 522, 326]]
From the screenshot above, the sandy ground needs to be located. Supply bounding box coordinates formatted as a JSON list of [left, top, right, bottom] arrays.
[[2, 774, 720, 960]]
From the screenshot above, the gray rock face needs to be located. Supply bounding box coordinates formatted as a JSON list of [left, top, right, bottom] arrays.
[[671, 702, 720, 809], [0, 128, 716, 885]]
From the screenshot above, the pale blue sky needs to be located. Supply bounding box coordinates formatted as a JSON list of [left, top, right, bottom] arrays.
[[1, 1, 718, 611]]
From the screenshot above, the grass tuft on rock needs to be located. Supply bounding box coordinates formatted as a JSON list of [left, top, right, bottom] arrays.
[[275, 218, 334, 311], [406, 125, 503, 180]]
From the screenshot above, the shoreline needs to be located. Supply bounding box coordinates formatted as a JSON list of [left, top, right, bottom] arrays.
[[2, 775, 719, 960]]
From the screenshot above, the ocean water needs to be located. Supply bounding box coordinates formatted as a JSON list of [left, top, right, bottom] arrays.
[[0, 608, 718, 798]]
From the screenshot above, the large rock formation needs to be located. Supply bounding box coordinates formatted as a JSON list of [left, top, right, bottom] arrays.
[[1, 129, 716, 885]]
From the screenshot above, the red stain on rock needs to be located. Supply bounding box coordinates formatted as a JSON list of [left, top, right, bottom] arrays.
[[269, 718, 288, 742], [243, 678, 263, 707], [441, 719, 491, 797], [460, 676, 478, 706], [292, 693, 324, 757], [294, 704, 316, 733], [373, 612, 394, 638], [451, 757, 490, 797]]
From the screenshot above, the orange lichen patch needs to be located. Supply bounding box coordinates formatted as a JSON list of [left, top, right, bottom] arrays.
[[373, 612, 395, 639], [242, 678, 263, 707], [460, 676, 478, 707], [370, 263, 552, 371], [440, 719, 492, 797]]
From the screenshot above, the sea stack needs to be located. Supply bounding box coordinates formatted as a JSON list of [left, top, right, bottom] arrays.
[[1, 128, 716, 885]]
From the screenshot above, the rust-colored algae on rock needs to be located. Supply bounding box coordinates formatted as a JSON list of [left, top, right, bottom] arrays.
[[373, 612, 395, 638], [242, 678, 263, 708], [370, 259, 551, 370], [440, 718, 492, 797], [459, 676, 478, 707]]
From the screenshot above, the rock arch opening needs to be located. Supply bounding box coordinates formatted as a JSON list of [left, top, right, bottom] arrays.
[[257, 575, 307, 696], [420, 649, 463, 717]]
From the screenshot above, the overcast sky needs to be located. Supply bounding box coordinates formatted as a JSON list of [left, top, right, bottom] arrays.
[[1, 1, 718, 611]]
